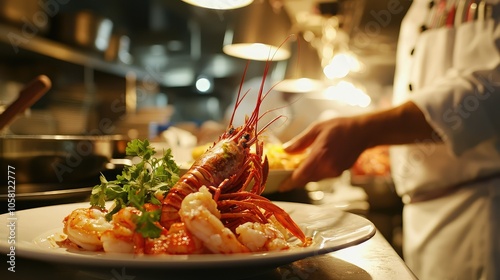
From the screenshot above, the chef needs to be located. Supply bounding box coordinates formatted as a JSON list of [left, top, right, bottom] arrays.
[[279, 0, 500, 279]]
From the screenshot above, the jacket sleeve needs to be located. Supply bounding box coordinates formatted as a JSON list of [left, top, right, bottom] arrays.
[[410, 19, 500, 157]]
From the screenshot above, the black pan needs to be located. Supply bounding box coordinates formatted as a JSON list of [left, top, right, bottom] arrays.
[[0, 134, 128, 184]]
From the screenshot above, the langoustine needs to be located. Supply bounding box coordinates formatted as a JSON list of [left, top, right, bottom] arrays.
[[161, 59, 310, 246]]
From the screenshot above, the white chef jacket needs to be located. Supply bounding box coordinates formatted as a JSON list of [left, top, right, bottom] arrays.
[[390, 0, 500, 279]]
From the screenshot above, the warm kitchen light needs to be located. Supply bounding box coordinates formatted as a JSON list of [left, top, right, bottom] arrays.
[[323, 52, 362, 79], [323, 81, 371, 108], [278, 78, 322, 93], [224, 42, 289, 61], [223, 0, 291, 61], [274, 35, 325, 93], [182, 0, 253, 10]]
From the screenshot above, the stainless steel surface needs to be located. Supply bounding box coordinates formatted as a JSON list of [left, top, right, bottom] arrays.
[[0, 183, 93, 201]]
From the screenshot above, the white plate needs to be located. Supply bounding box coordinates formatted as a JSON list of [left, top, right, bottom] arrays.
[[0, 201, 375, 270]]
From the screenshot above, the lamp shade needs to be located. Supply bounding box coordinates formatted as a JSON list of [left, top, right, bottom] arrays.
[[182, 0, 253, 10], [274, 35, 325, 93], [223, 0, 292, 61]]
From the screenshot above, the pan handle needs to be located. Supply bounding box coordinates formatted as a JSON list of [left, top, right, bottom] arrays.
[[0, 75, 52, 130]]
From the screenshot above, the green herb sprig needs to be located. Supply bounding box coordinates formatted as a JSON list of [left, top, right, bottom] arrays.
[[90, 139, 180, 238]]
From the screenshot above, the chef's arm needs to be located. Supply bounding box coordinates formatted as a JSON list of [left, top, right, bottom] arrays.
[[363, 66, 500, 156], [280, 101, 440, 191], [410, 67, 500, 156], [283, 101, 440, 157], [357, 101, 441, 149]]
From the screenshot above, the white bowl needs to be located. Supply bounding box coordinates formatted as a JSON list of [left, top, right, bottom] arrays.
[[261, 169, 293, 194]]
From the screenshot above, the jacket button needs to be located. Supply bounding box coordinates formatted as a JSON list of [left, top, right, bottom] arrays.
[[410, 48, 415, 55], [409, 84, 413, 91], [420, 25, 428, 32], [428, 0, 435, 9]]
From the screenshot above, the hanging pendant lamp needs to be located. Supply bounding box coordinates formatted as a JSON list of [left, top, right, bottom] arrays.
[[182, 0, 253, 10], [223, 0, 292, 61], [274, 34, 325, 93]]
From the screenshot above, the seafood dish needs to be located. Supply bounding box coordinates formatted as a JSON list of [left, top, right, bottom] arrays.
[[60, 59, 312, 255]]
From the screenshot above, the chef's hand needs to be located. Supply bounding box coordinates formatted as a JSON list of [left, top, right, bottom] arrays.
[[278, 101, 439, 192], [278, 116, 368, 192]]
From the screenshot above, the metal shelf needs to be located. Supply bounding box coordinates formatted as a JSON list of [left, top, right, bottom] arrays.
[[0, 24, 154, 83]]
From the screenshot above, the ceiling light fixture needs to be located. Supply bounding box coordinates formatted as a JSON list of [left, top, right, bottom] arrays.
[[195, 76, 213, 93], [223, 0, 292, 61], [274, 35, 325, 93], [181, 0, 253, 10], [323, 81, 371, 108], [323, 51, 363, 79]]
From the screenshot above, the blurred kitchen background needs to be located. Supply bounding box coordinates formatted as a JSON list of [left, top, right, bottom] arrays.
[[0, 0, 411, 255]]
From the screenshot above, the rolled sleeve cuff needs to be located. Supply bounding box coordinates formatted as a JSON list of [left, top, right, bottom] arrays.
[[410, 80, 497, 157]]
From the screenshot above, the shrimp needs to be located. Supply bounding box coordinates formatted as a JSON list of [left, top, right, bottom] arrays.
[[101, 207, 145, 254], [236, 222, 289, 252], [144, 222, 205, 255], [62, 207, 113, 251], [179, 186, 250, 254], [98, 203, 210, 255]]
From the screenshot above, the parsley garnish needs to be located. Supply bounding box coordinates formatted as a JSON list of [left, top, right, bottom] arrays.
[[90, 139, 180, 238]]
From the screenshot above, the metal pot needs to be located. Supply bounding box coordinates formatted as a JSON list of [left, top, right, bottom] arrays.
[[0, 134, 128, 184], [52, 10, 114, 53]]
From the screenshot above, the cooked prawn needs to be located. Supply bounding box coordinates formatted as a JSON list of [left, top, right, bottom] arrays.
[[179, 186, 250, 254], [101, 206, 145, 254], [144, 222, 205, 255], [62, 207, 113, 251], [236, 222, 289, 252]]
